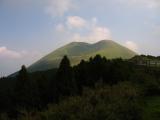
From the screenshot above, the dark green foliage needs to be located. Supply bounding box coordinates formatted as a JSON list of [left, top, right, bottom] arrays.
[[14, 65, 40, 111], [50, 56, 77, 102], [142, 96, 160, 120], [0, 55, 160, 120], [0, 88, 11, 113], [74, 60, 89, 94], [24, 82, 142, 120], [36, 74, 50, 108], [56, 56, 75, 96]]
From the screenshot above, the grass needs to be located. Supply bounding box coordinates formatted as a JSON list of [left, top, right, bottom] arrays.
[[143, 96, 160, 120], [28, 40, 136, 72]]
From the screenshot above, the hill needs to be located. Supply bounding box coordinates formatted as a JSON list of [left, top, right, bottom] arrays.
[[28, 40, 137, 72], [1, 54, 160, 120], [131, 55, 160, 67]]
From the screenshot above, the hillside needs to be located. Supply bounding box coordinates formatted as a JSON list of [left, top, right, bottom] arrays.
[[2, 55, 160, 120], [131, 55, 160, 67], [28, 40, 137, 72]]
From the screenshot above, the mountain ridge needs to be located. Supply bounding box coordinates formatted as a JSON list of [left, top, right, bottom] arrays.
[[28, 40, 137, 72]]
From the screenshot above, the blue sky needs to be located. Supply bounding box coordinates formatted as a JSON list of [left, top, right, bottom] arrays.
[[0, 0, 160, 76]]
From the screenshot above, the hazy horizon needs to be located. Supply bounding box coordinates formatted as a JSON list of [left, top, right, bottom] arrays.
[[0, 0, 160, 76]]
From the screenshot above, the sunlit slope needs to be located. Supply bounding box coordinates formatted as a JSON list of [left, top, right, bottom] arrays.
[[28, 40, 136, 72]]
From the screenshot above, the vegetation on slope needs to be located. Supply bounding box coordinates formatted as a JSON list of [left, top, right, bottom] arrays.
[[143, 96, 160, 120], [20, 82, 142, 120], [28, 40, 136, 72], [0, 54, 160, 120]]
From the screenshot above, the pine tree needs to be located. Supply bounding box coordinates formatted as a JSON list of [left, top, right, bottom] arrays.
[[90, 55, 104, 83], [56, 56, 76, 98], [14, 65, 27, 109], [75, 60, 88, 94], [14, 65, 39, 110]]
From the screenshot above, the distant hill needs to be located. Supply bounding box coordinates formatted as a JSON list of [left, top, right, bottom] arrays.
[[28, 40, 137, 72], [131, 55, 160, 67]]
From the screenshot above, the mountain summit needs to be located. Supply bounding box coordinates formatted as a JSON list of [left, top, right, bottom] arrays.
[[28, 40, 137, 72]]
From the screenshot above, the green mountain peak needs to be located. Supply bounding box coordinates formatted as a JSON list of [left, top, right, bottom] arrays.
[[28, 40, 137, 72]]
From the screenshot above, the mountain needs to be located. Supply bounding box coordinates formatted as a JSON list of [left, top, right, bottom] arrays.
[[28, 40, 137, 72]]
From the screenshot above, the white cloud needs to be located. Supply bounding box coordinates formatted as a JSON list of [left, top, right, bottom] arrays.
[[124, 41, 138, 52], [45, 0, 76, 17], [55, 16, 112, 43], [89, 26, 112, 41], [0, 46, 21, 59], [0, 46, 42, 76], [67, 16, 87, 29], [72, 26, 112, 43], [0, 46, 41, 60]]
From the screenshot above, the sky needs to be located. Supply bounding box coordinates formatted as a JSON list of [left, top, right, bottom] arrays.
[[0, 0, 160, 76]]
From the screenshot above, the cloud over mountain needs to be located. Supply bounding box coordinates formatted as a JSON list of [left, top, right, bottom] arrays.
[[124, 41, 138, 52], [0, 46, 21, 59], [55, 16, 112, 43], [67, 16, 87, 29]]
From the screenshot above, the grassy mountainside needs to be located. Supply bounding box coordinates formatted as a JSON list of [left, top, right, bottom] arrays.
[[28, 40, 136, 72]]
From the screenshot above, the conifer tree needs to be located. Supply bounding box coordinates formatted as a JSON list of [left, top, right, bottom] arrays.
[[75, 60, 88, 94], [14, 65, 39, 110], [56, 56, 76, 97]]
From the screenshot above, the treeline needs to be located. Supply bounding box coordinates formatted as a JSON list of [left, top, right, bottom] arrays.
[[0, 55, 160, 119], [139, 55, 160, 59]]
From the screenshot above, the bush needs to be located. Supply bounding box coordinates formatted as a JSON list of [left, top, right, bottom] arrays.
[[33, 82, 142, 120]]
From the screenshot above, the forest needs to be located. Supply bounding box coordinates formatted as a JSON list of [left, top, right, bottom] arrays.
[[0, 55, 160, 120]]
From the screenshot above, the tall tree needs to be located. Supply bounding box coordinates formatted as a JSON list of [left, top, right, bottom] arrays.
[[74, 60, 88, 94], [89, 55, 105, 84], [56, 56, 76, 98], [14, 65, 39, 111]]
